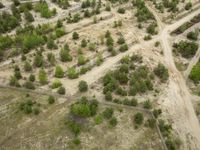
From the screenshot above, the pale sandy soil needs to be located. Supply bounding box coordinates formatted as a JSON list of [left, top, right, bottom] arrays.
[[0, 1, 200, 149]]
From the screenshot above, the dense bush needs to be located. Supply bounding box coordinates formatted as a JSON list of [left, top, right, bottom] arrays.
[[173, 41, 199, 58], [187, 31, 198, 41], [57, 86, 66, 95], [0, 11, 19, 33], [34, 54, 44, 67], [105, 91, 113, 101], [47, 52, 56, 65], [48, 95, 55, 104], [51, 79, 62, 89], [19, 99, 33, 114], [55, 28, 65, 38], [70, 98, 98, 117], [81, 39, 87, 47], [22, 34, 45, 52], [24, 81, 35, 89], [78, 55, 87, 65], [189, 62, 200, 83], [117, 36, 125, 45], [67, 67, 79, 79], [154, 63, 169, 82], [117, 8, 125, 14], [109, 117, 117, 127], [134, 112, 144, 125], [55, 66, 64, 78], [9, 76, 20, 87], [143, 100, 152, 109], [119, 44, 128, 52], [158, 119, 172, 137], [146, 22, 157, 35], [103, 108, 113, 119], [34, 1, 56, 18], [133, 0, 154, 22], [78, 80, 88, 92], [24, 61, 32, 72], [38, 69, 48, 85], [67, 120, 81, 136], [0, 2, 4, 8], [52, 0, 70, 9], [24, 10, 34, 22], [72, 32, 79, 40], [185, 2, 192, 10], [60, 49, 72, 62], [94, 115, 103, 125]]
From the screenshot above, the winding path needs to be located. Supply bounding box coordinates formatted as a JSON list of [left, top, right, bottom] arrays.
[[147, 3, 200, 149]]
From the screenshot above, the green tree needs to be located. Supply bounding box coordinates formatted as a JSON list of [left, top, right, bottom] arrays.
[[72, 32, 79, 40], [48, 95, 55, 104], [71, 103, 91, 117], [24, 61, 32, 72], [67, 67, 79, 79], [57, 86, 66, 95], [38, 69, 48, 85], [154, 63, 169, 82], [81, 39, 87, 47], [24, 10, 34, 22], [24, 81, 35, 89], [78, 55, 87, 65], [109, 117, 117, 127], [34, 54, 44, 67], [60, 49, 72, 62], [51, 79, 62, 89], [105, 91, 112, 101], [29, 74, 35, 82], [134, 112, 144, 125], [103, 108, 113, 119], [78, 80, 88, 92], [55, 66, 64, 78]]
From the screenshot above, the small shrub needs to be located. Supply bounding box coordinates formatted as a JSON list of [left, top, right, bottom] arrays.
[[117, 8, 125, 14], [55, 66, 64, 78], [51, 80, 62, 89], [78, 80, 88, 92], [143, 100, 152, 109], [105, 91, 112, 101], [29, 74, 35, 82], [72, 32, 79, 40], [67, 67, 79, 79], [48, 95, 55, 104], [57, 86, 66, 95], [109, 117, 117, 127], [38, 69, 48, 85], [67, 120, 81, 136], [134, 112, 144, 125], [24, 81, 35, 90], [94, 115, 103, 125], [103, 108, 113, 119], [33, 107, 40, 115]]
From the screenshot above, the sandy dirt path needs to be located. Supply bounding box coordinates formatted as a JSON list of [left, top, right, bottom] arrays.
[[147, 3, 200, 149]]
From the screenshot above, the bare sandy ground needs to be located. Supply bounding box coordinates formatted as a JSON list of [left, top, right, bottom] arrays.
[[0, 1, 200, 149], [156, 6, 200, 150]]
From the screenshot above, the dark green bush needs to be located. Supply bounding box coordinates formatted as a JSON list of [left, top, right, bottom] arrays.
[[134, 112, 144, 125], [103, 108, 113, 119], [78, 80, 88, 92]]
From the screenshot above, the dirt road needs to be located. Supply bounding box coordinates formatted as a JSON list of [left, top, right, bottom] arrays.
[[148, 3, 200, 149]]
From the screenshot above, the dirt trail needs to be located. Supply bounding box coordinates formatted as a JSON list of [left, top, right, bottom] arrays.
[[147, 3, 200, 149]]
